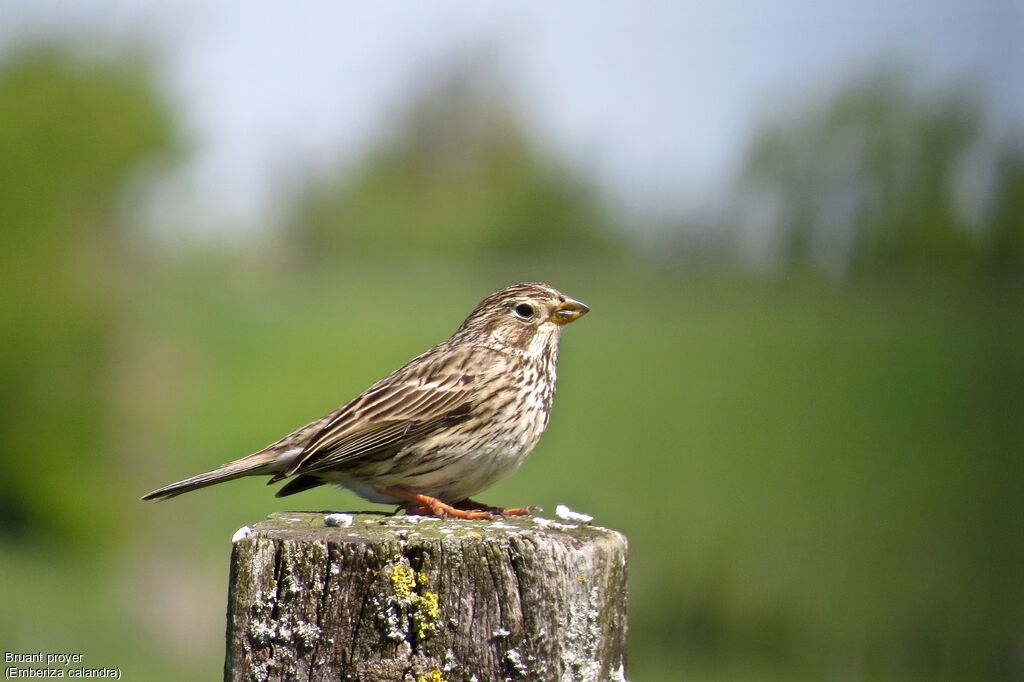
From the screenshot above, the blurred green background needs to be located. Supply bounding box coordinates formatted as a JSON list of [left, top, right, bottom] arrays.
[[1, 10, 1022, 682]]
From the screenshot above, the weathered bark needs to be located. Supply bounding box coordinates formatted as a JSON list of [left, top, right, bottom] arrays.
[[225, 512, 628, 682]]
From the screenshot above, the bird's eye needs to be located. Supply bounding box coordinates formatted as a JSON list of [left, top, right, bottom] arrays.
[[513, 303, 535, 319]]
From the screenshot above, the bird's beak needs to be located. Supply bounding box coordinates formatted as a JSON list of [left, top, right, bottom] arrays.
[[551, 297, 590, 325]]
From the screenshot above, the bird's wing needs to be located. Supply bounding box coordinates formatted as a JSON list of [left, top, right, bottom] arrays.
[[279, 346, 499, 478]]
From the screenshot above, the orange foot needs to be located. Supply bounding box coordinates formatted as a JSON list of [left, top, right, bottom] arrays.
[[384, 488, 537, 520], [454, 498, 536, 517], [383, 486, 492, 520]]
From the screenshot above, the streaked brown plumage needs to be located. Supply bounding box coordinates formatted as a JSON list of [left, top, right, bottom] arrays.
[[142, 282, 589, 519]]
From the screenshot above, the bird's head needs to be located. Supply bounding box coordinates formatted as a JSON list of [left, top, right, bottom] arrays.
[[454, 282, 590, 354]]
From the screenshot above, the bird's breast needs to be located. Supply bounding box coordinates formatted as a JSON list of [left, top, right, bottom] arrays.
[[369, 356, 559, 502]]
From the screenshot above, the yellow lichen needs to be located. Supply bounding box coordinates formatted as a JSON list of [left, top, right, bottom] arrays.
[[413, 591, 440, 639], [416, 669, 447, 682], [391, 564, 416, 599], [417, 570, 429, 586]]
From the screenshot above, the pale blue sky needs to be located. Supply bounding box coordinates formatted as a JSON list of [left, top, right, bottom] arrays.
[[2, 0, 1021, 233]]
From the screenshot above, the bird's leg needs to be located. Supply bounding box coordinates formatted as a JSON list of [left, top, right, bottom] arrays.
[[383, 486, 492, 520], [454, 498, 535, 517]]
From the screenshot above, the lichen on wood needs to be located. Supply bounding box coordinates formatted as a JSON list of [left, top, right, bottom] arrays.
[[224, 512, 628, 682]]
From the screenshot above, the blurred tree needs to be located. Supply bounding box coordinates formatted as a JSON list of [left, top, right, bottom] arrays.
[[0, 47, 177, 546], [286, 54, 616, 262], [741, 71, 1023, 281], [988, 144, 1024, 286]]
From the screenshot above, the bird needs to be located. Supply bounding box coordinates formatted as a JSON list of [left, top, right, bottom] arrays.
[[142, 282, 589, 519]]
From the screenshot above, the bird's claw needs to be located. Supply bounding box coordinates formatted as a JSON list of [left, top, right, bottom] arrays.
[[497, 503, 544, 516], [389, 488, 536, 520]]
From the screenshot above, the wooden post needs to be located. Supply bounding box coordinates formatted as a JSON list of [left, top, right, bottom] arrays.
[[225, 512, 628, 682]]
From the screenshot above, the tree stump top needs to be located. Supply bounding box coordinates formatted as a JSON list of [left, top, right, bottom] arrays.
[[226, 511, 628, 682], [233, 510, 625, 547]]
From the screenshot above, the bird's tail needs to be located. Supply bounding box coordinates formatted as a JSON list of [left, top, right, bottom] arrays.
[[141, 452, 279, 501]]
